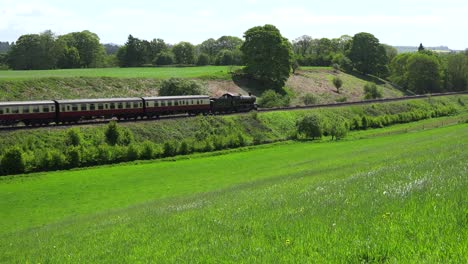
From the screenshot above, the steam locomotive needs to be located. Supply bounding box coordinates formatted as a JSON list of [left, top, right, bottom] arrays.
[[0, 93, 257, 126]]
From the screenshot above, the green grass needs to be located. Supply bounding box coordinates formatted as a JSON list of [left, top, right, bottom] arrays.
[[0, 66, 235, 80], [0, 121, 466, 262]]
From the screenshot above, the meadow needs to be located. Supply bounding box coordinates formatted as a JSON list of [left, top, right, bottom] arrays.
[[0, 120, 466, 262], [0, 66, 235, 80]]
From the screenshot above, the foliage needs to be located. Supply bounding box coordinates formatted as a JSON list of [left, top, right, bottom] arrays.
[[105, 121, 120, 146], [196, 53, 210, 66], [241, 24, 293, 90], [0, 147, 25, 175], [364, 82, 383, 99], [406, 53, 441, 93], [258, 90, 290, 108], [332, 76, 343, 93], [348, 32, 388, 76], [297, 113, 325, 139], [172, 42, 195, 65], [158, 78, 206, 96], [302, 93, 319, 105], [329, 115, 349, 140], [58, 30, 105, 68], [65, 128, 83, 146], [445, 53, 468, 91], [116, 35, 147, 67], [153, 51, 175, 66]]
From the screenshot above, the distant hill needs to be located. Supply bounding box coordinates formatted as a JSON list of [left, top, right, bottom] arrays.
[[393, 45, 458, 53]]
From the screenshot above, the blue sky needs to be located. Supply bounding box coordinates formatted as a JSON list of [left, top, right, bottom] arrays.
[[1, 0, 467, 49]]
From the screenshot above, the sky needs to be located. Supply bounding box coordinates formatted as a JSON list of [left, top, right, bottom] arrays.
[[1, 0, 467, 50]]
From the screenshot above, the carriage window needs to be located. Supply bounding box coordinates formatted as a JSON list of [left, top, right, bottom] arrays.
[[33, 106, 40, 113], [66, 105, 71, 111], [126, 102, 132, 108], [81, 104, 87, 111], [6, 108, 10, 114], [61, 106, 65, 111], [90, 104, 95, 110], [168, 101, 172, 106], [0, 108, 3, 114], [139, 103, 142, 107], [118, 103, 123, 109], [175, 101, 178, 106], [12, 107, 19, 113], [23, 106, 30, 113], [105, 104, 109, 110], [43, 106, 49, 112], [72, 104, 78, 111], [110, 103, 115, 109], [51, 106, 55, 112], [98, 104, 104, 110]]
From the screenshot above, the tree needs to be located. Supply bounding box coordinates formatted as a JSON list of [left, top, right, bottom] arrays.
[[418, 43, 425, 52], [215, 49, 234, 65], [296, 113, 325, 139], [58, 30, 105, 68], [332, 77, 343, 93], [196, 53, 210, 66], [348, 32, 388, 76], [406, 53, 441, 93], [389, 53, 412, 88], [329, 115, 348, 140], [241, 24, 293, 90], [446, 53, 468, 91], [116, 35, 147, 67], [292, 35, 313, 57], [7, 31, 63, 70], [65, 128, 83, 146], [153, 51, 175, 65], [172, 42, 195, 64]]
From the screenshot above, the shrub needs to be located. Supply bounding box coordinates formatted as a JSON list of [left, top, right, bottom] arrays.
[[65, 128, 83, 146], [297, 113, 325, 139], [66, 146, 82, 168], [118, 128, 134, 146], [329, 117, 349, 140], [1, 147, 25, 175], [303, 93, 319, 105], [179, 141, 190, 155], [258, 90, 290, 108], [126, 144, 140, 161], [159, 78, 206, 96], [364, 82, 383, 99], [140, 141, 155, 160], [163, 141, 178, 157], [332, 77, 343, 93], [105, 121, 120, 146]]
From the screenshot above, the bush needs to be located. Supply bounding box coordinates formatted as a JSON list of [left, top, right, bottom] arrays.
[[258, 90, 290, 108], [327, 115, 349, 140], [332, 77, 343, 93], [126, 144, 140, 161], [118, 128, 134, 146], [159, 78, 206, 96], [140, 141, 155, 160], [163, 141, 178, 157], [303, 93, 319, 105], [65, 128, 83, 146], [105, 121, 120, 146], [364, 82, 383, 99], [1, 147, 25, 175], [297, 113, 325, 139], [66, 146, 82, 167]]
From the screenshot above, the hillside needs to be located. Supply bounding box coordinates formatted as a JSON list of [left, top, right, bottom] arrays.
[[0, 66, 404, 104]]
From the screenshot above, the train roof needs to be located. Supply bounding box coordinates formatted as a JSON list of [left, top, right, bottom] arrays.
[[142, 95, 210, 100], [55, 98, 143, 104], [0, 100, 56, 106]]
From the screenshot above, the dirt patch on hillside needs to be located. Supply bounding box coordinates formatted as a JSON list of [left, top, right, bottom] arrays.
[[206, 80, 250, 97]]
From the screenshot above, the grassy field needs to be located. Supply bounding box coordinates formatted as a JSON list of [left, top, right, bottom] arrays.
[[0, 66, 236, 80], [0, 120, 466, 262]]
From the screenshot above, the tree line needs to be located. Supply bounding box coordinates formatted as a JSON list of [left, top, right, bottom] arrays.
[[1, 27, 467, 94]]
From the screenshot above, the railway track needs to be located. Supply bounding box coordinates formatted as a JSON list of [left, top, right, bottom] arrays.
[[1, 91, 466, 132]]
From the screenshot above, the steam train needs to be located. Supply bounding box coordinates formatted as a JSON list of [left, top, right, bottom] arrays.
[[0, 93, 257, 126]]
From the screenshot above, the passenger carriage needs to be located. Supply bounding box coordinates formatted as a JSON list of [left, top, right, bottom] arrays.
[[55, 98, 144, 122], [142, 95, 211, 118], [0, 100, 56, 125]]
